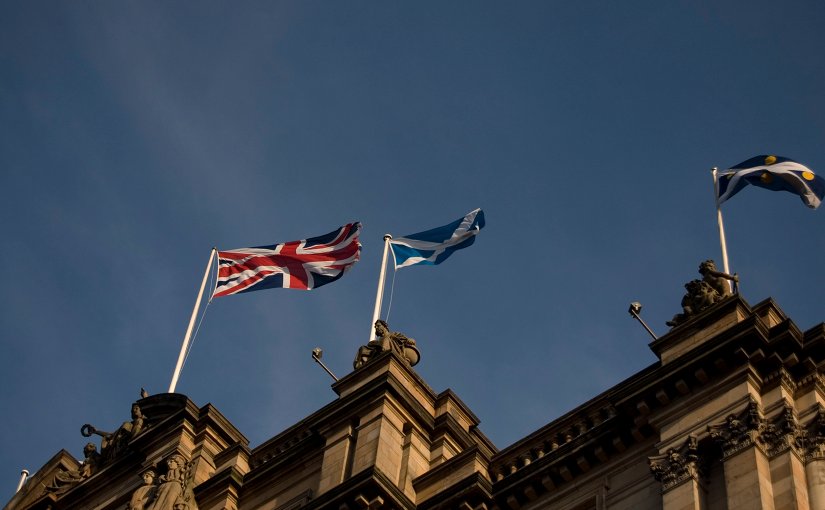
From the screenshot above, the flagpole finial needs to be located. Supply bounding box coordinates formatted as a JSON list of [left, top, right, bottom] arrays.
[[383, 234, 392, 241]]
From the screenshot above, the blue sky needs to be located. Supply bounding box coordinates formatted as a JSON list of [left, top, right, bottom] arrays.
[[2, 1, 824, 499]]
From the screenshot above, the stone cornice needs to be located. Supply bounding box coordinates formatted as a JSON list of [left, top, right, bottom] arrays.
[[304, 466, 416, 510]]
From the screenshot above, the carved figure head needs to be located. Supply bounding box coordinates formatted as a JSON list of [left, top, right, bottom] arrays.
[[83, 442, 98, 457], [141, 469, 156, 484], [131, 404, 143, 419], [166, 454, 185, 470], [374, 320, 389, 336], [699, 260, 717, 274]]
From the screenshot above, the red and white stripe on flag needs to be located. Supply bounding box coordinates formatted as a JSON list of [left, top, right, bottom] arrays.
[[213, 222, 361, 297]]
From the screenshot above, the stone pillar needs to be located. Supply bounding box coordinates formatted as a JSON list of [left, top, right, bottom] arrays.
[[709, 399, 775, 510], [802, 406, 825, 509], [805, 460, 825, 509], [723, 447, 774, 509], [649, 436, 706, 510], [350, 402, 406, 483], [770, 451, 809, 510], [318, 421, 357, 495], [760, 402, 808, 510]]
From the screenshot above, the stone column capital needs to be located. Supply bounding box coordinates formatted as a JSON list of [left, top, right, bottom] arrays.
[[648, 436, 701, 492], [708, 397, 764, 460]]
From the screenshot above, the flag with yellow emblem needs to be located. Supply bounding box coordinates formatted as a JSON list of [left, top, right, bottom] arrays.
[[717, 155, 825, 209]]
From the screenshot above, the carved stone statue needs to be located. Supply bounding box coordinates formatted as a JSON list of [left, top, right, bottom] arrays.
[[45, 442, 100, 495], [82, 403, 146, 462], [353, 320, 420, 369], [667, 260, 739, 328], [128, 469, 157, 510], [148, 454, 199, 510], [699, 259, 738, 297]]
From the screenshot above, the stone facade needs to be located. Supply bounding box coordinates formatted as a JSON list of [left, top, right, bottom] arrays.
[[5, 295, 825, 510]]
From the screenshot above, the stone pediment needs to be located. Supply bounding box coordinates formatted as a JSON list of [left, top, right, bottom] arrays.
[[4, 450, 79, 510]]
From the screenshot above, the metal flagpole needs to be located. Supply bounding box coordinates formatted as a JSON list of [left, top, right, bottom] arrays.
[[368, 235, 392, 342], [712, 168, 733, 290], [168, 248, 217, 393]]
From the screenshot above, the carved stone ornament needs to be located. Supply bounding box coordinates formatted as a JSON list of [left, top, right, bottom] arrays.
[[666, 260, 739, 328], [353, 320, 420, 370], [708, 398, 763, 459], [798, 404, 825, 462], [128, 453, 199, 510], [45, 442, 101, 495], [648, 436, 701, 491], [81, 402, 148, 463], [758, 400, 801, 458]]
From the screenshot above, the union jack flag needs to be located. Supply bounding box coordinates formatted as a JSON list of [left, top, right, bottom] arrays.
[[213, 223, 361, 298]]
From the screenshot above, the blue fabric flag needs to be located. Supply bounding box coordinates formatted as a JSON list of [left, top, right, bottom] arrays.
[[390, 209, 485, 269], [717, 155, 825, 209]]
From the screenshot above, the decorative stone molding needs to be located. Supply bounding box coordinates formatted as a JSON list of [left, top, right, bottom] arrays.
[[708, 398, 763, 459], [648, 436, 701, 492], [758, 400, 801, 458], [493, 403, 617, 481]]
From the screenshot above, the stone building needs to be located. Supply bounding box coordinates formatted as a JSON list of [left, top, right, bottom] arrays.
[[4, 293, 825, 510]]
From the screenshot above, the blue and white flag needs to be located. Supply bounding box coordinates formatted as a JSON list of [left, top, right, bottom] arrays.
[[717, 155, 825, 209], [390, 209, 485, 269]]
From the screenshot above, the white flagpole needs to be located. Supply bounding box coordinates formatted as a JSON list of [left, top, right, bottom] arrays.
[[712, 168, 733, 290], [168, 248, 216, 393], [369, 235, 392, 342]]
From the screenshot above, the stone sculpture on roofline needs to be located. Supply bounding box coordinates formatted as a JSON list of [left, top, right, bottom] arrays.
[[45, 393, 150, 497], [353, 320, 420, 369], [44, 442, 101, 495], [666, 259, 739, 328]]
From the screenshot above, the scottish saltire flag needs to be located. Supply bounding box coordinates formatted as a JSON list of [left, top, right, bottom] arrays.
[[213, 223, 361, 297], [717, 155, 825, 209], [390, 209, 485, 269]]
